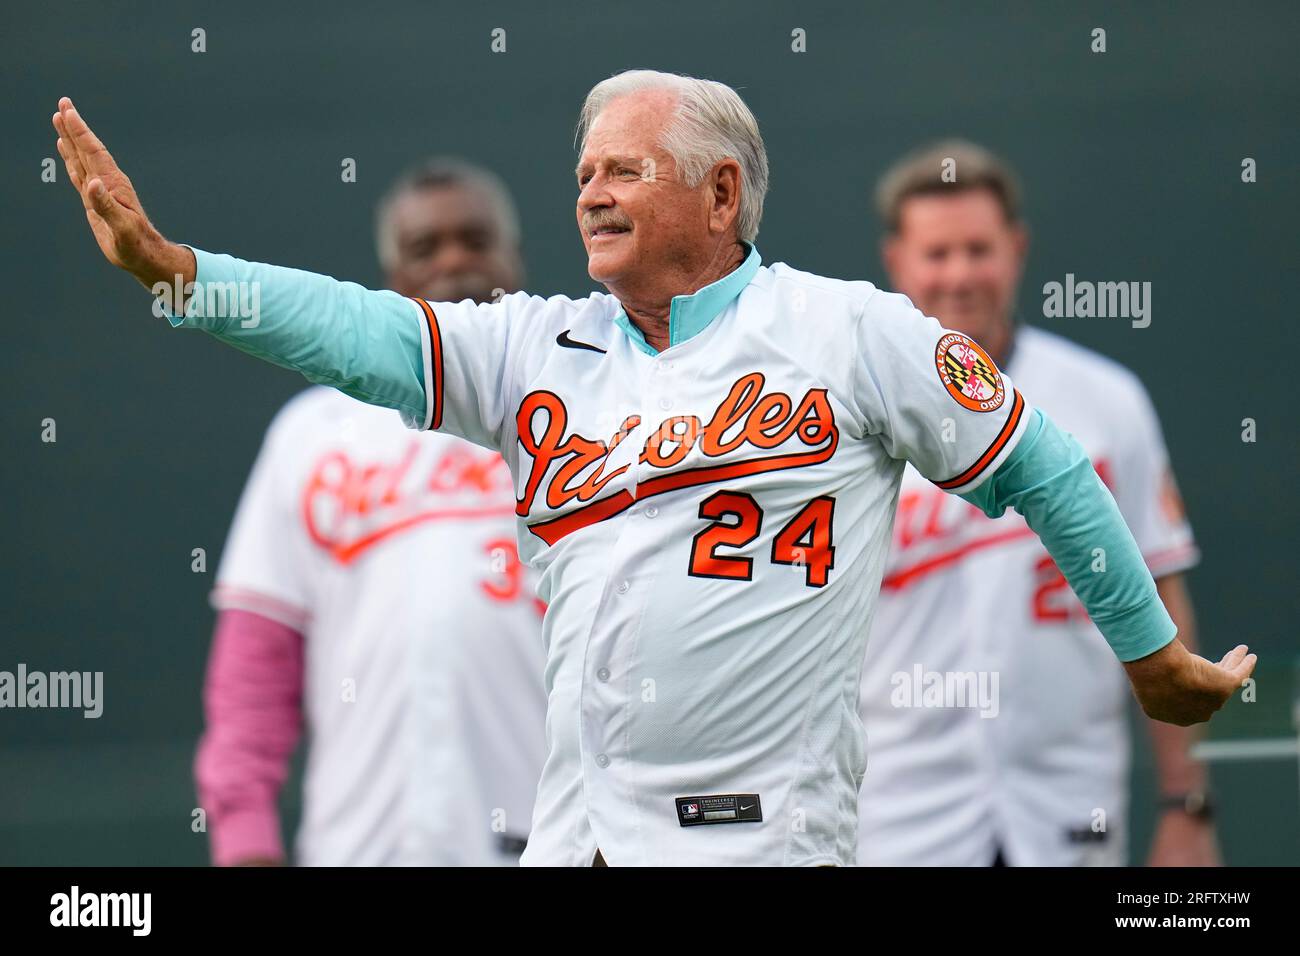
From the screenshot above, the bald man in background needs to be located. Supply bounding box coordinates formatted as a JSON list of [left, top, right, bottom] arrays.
[[194, 160, 547, 866]]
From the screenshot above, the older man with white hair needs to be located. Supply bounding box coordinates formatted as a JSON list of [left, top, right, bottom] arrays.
[[53, 69, 1254, 867]]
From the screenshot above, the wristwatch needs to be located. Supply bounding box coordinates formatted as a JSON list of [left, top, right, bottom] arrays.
[[1159, 790, 1215, 820]]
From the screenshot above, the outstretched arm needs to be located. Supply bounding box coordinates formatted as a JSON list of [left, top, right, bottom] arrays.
[[962, 409, 1255, 726], [851, 293, 1253, 729], [52, 98, 426, 422]]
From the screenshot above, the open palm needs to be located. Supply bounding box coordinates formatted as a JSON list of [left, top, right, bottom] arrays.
[[53, 97, 157, 275]]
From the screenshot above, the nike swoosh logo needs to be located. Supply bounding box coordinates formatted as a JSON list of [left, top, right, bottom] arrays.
[[556, 330, 606, 354], [739, 804, 755, 811]]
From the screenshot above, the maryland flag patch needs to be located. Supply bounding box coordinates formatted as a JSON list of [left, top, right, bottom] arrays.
[[935, 332, 1006, 412]]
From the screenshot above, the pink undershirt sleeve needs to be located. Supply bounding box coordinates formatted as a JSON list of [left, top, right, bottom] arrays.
[[194, 607, 305, 866]]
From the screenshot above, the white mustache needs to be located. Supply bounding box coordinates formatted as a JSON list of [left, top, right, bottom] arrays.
[[584, 218, 632, 233]]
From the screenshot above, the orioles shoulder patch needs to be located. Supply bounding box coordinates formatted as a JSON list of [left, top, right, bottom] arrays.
[[935, 332, 1006, 412]]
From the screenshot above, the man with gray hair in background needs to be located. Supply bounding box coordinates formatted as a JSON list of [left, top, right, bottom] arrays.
[[56, 70, 1253, 866], [193, 159, 547, 866], [856, 141, 1217, 867]]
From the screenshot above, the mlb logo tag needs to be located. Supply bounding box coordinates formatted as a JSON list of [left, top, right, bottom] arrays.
[[676, 793, 764, 827]]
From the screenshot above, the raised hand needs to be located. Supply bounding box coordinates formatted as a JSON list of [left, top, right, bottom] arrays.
[[53, 97, 194, 292]]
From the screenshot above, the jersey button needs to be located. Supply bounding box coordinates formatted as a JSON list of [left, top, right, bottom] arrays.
[[596, 667, 611, 682], [658, 397, 673, 410], [616, 580, 630, 594], [595, 753, 610, 768], [645, 506, 659, 519]]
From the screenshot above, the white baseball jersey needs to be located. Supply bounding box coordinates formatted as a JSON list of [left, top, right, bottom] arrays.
[[403, 245, 1033, 866], [856, 326, 1198, 867], [214, 386, 547, 866]]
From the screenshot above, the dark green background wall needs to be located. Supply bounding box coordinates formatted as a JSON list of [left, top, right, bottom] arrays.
[[2, 1, 1296, 864]]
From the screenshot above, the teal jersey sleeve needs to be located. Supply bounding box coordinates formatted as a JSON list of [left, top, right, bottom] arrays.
[[166, 248, 428, 425], [960, 407, 1177, 662]]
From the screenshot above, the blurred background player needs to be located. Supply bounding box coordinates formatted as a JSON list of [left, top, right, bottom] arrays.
[[194, 159, 546, 866], [856, 142, 1217, 867]]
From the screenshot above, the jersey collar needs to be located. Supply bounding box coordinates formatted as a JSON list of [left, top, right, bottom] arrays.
[[612, 242, 762, 355]]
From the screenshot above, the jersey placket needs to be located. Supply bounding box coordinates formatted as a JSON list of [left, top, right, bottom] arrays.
[[575, 349, 681, 862]]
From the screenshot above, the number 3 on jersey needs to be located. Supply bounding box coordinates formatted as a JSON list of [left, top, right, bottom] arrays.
[[688, 491, 836, 588]]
